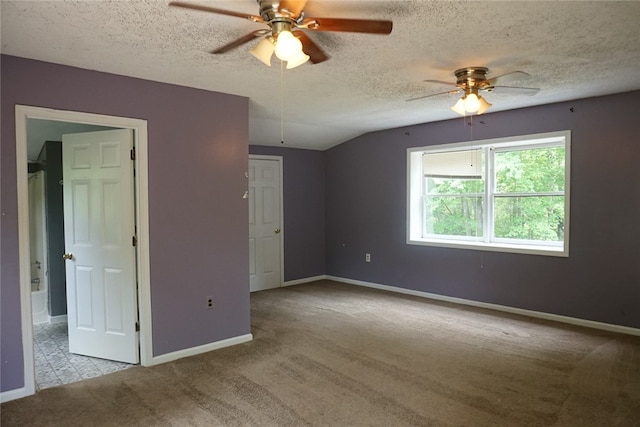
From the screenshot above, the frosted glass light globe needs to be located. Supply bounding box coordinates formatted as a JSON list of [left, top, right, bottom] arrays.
[[286, 51, 310, 69], [464, 93, 480, 113], [274, 31, 302, 61]]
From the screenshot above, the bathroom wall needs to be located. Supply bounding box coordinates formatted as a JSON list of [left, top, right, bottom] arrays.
[[39, 141, 67, 316]]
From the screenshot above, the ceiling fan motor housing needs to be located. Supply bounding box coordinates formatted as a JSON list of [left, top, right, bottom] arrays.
[[455, 67, 492, 91], [259, 1, 302, 22], [258, 1, 303, 36]]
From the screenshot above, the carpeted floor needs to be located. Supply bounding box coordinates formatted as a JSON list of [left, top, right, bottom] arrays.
[[2, 280, 640, 426]]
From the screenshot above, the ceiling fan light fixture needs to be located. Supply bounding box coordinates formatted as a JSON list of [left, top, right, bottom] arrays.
[[451, 90, 493, 116], [274, 30, 303, 61], [250, 37, 275, 66]]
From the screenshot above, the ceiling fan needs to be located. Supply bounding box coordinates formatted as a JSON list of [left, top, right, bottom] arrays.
[[408, 67, 540, 115], [169, 0, 393, 69]]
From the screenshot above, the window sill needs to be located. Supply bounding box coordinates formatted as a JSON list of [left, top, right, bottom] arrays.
[[407, 238, 568, 257]]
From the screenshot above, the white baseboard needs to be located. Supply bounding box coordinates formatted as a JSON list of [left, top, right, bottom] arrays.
[[0, 385, 29, 403], [4, 276, 634, 402], [150, 333, 253, 366], [283, 275, 327, 287], [325, 275, 640, 337]]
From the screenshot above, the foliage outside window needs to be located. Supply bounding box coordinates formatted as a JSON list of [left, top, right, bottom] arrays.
[[407, 131, 570, 256]]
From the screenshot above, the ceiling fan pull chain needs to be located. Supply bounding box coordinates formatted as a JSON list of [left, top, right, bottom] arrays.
[[280, 59, 285, 144]]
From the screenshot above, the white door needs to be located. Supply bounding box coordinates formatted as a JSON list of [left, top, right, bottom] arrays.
[[248, 157, 283, 292], [62, 129, 139, 363]]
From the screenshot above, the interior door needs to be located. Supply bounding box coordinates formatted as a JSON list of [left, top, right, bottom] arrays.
[[62, 129, 139, 364], [248, 157, 282, 292]]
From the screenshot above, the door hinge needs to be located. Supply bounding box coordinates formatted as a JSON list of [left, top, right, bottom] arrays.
[[135, 321, 140, 332], [132, 235, 137, 247], [130, 148, 136, 160]]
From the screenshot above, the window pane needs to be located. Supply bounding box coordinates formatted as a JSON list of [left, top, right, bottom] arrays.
[[426, 177, 484, 195], [493, 196, 564, 241], [495, 146, 565, 193], [424, 196, 484, 237]]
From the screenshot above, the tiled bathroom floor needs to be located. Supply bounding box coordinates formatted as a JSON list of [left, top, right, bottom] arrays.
[[33, 321, 134, 390]]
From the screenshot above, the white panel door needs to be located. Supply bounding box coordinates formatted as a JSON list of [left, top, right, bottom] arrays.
[[62, 129, 138, 363], [248, 158, 282, 292]]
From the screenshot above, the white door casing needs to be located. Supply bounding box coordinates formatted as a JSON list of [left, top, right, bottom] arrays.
[[248, 156, 283, 292], [12, 105, 151, 403], [62, 129, 139, 363]]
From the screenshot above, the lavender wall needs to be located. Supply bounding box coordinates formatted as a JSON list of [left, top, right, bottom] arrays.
[[249, 145, 325, 281], [326, 91, 640, 329], [1, 56, 250, 393]]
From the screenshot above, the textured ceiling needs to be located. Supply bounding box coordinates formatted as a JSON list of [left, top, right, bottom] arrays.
[[2, 1, 640, 150]]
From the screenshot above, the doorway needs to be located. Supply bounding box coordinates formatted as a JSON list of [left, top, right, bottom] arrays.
[[15, 105, 153, 397]]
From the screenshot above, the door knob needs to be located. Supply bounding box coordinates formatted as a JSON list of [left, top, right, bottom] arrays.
[[274, 228, 281, 234], [62, 253, 73, 260]]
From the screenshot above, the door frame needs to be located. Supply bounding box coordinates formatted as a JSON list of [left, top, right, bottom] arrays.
[[248, 155, 284, 289], [15, 105, 153, 398]]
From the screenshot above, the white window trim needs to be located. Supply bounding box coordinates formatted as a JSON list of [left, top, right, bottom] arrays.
[[407, 130, 571, 257]]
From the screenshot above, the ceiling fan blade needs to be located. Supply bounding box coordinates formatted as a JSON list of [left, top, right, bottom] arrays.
[[486, 71, 531, 86], [302, 17, 393, 34], [487, 86, 540, 95], [294, 31, 329, 64], [423, 79, 458, 87], [169, 1, 264, 23], [211, 30, 266, 54], [279, 0, 308, 19], [406, 89, 462, 102]]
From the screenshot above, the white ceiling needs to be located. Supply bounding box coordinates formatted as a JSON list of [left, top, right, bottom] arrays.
[[2, 1, 640, 150]]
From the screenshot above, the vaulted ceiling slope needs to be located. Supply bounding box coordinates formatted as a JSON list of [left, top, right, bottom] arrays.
[[2, 1, 640, 150]]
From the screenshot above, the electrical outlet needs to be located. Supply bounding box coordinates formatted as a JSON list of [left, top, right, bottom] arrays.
[[206, 296, 214, 310], [365, 253, 371, 262]]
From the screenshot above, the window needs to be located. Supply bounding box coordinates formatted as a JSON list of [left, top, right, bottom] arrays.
[[407, 131, 570, 256]]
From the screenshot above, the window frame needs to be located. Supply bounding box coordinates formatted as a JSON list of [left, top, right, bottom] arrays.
[[407, 131, 571, 257]]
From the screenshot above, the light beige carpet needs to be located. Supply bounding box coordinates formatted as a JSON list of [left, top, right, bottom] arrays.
[[2, 280, 640, 426]]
